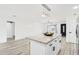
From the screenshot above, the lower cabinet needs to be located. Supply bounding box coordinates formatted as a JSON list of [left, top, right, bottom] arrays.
[[30, 36, 61, 55], [46, 37, 61, 55], [46, 40, 57, 55]]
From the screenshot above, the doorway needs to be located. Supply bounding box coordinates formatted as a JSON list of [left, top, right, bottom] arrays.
[[7, 21, 15, 42], [61, 24, 66, 37]]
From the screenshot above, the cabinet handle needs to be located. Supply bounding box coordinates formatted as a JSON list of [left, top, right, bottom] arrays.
[[53, 46, 55, 51], [49, 44, 52, 46], [59, 40, 61, 43]]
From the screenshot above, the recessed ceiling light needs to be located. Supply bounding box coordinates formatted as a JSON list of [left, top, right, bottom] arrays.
[[73, 6, 79, 9], [41, 14, 46, 17]]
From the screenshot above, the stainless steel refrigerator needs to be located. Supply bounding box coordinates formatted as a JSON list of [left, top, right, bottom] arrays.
[[76, 24, 79, 54]]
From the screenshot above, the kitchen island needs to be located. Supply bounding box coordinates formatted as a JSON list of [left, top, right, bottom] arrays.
[[27, 34, 61, 55]]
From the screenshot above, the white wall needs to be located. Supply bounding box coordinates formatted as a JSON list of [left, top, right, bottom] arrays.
[[0, 4, 77, 43], [0, 4, 43, 42], [15, 22, 42, 40], [56, 23, 61, 34], [15, 5, 43, 40], [0, 16, 7, 43], [0, 5, 16, 43]]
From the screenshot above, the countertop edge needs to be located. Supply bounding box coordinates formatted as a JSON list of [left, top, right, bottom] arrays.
[[26, 36, 59, 45]]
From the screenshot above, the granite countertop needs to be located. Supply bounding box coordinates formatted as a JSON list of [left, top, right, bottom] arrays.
[[27, 34, 59, 44]]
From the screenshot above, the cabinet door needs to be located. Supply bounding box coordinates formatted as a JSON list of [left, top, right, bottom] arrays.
[[30, 40, 46, 55], [59, 37, 61, 48], [51, 37, 61, 55], [46, 37, 62, 55], [48, 44, 56, 55], [56, 37, 61, 54], [51, 45, 56, 55], [47, 39, 57, 55], [54, 38, 59, 54]]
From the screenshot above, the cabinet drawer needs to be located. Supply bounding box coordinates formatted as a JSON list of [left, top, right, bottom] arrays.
[[48, 40, 56, 47], [50, 44, 57, 55]]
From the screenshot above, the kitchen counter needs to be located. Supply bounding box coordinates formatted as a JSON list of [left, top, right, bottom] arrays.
[[27, 34, 61, 55], [27, 34, 59, 44]]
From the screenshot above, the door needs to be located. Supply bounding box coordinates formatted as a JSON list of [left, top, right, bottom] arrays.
[[61, 24, 66, 37]]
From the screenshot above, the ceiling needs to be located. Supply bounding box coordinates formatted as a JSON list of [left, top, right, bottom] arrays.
[[0, 4, 79, 23], [41, 4, 79, 22]]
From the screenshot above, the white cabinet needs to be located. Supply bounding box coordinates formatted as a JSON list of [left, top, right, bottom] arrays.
[[46, 40, 56, 55], [30, 36, 61, 55], [46, 36, 61, 55], [30, 40, 46, 55]]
